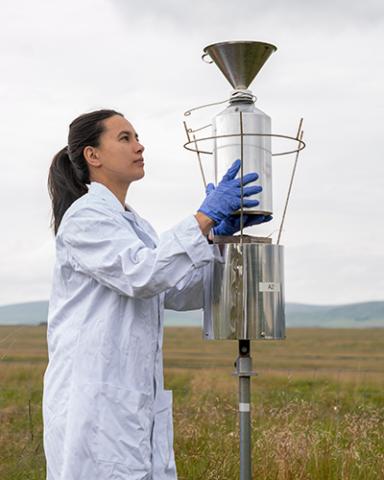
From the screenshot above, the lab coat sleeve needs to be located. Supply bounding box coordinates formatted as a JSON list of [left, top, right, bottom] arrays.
[[60, 206, 215, 299], [164, 245, 222, 311]]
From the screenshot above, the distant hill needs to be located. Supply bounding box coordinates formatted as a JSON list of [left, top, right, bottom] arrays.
[[286, 302, 384, 328], [0, 301, 49, 326], [0, 300, 383, 328]]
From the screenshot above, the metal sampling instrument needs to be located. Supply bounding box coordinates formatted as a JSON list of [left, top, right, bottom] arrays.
[[183, 41, 306, 480]]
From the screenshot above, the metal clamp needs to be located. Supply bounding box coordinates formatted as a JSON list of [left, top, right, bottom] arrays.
[[232, 357, 258, 378]]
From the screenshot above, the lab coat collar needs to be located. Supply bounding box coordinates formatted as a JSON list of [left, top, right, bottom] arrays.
[[87, 182, 148, 233], [88, 181, 128, 213]]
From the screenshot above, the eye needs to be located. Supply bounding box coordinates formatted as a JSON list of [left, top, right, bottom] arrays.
[[121, 135, 129, 140]]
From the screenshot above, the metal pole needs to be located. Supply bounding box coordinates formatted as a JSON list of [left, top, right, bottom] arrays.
[[236, 339, 252, 480]]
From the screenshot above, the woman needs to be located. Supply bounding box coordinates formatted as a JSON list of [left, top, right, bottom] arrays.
[[43, 109, 268, 480]]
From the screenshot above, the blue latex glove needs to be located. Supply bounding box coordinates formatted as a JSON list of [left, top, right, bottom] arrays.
[[205, 183, 273, 235], [198, 159, 262, 225], [213, 213, 273, 236]]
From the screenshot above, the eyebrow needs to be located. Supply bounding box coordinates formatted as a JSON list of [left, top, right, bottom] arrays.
[[118, 130, 139, 140]]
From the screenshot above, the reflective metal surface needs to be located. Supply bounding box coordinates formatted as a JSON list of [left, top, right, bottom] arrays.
[[213, 100, 272, 215], [203, 243, 285, 340], [213, 235, 271, 244], [203, 41, 277, 90]]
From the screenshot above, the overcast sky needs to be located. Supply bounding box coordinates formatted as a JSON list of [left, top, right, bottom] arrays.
[[0, 0, 383, 306]]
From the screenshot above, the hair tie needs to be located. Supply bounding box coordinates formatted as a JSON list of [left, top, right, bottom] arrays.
[[66, 145, 72, 161]]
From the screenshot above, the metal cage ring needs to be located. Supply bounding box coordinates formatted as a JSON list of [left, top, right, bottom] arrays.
[[183, 132, 306, 157]]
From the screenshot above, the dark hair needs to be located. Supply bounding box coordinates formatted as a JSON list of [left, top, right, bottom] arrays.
[[48, 109, 123, 235]]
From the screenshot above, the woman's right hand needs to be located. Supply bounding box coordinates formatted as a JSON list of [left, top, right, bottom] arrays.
[[197, 159, 262, 225]]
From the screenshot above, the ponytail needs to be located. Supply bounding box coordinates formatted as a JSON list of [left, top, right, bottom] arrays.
[[48, 109, 123, 235], [48, 147, 89, 235]]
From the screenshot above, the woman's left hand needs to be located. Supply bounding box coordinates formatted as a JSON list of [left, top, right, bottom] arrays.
[[212, 213, 272, 236]]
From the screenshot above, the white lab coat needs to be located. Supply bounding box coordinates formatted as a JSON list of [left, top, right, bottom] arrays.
[[43, 181, 219, 480]]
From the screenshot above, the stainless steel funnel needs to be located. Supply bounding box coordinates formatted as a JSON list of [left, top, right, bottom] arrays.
[[203, 41, 277, 90]]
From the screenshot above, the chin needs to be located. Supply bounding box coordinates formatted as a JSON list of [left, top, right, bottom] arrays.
[[132, 170, 145, 181]]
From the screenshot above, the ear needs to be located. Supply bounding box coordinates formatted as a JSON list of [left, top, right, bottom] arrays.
[[83, 146, 102, 168]]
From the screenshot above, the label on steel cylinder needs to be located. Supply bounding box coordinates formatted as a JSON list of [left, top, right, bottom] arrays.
[[259, 282, 281, 292]]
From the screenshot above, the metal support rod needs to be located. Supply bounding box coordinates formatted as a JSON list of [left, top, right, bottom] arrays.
[[237, 339, 252, 480], [184, 121, 208, 191], [192, 134, 207, 190], [182, 120, 191, 142], [277, 119, 304, 245], [239, 112, 245, 243]]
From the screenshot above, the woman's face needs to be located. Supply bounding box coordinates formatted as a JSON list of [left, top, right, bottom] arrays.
[[85, 114, 145, 185]]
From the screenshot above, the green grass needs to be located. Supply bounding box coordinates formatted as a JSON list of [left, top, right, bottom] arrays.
[[0, 326, 384, 479]]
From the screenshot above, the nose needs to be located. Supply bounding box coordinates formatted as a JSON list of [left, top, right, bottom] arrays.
[[136, 140, 144, 153]]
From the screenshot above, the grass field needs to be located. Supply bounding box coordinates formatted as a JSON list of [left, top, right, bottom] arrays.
[[0, 325, 383, 479]]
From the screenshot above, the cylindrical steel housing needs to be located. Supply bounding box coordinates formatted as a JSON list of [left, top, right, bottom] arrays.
[[212, 94, 273, 215], [203, 243, 285, 340]]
